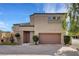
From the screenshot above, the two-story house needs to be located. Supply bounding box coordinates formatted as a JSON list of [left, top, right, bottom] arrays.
[[13, 13, 67, 44]]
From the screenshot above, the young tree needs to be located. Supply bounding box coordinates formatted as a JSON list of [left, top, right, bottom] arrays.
[[62, 19, 67, 31], [10, 33, 14, 43], [68, 3, 79, 36]]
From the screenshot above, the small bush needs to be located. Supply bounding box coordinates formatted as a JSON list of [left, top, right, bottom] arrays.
[[33, 35, 39, 45], [64, 36, 71, 45], [15, 33, 20, 44], [15, 33, 20, 38]]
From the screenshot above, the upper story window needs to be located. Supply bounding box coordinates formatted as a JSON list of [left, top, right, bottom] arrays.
[[48, 16, 52, 20], [48, 16, 53, 23], [48, 16, 56, 23], [48, 16, 56, 20], [48, 16, 61, 23]]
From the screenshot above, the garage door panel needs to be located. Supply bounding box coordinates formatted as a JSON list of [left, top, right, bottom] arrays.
[[39, 33, 61, 44]]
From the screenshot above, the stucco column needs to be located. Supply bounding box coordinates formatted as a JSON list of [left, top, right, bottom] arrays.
[[19, 31, 23, 44], [61, 33, 64, 45], [30, 31, 34, 43]]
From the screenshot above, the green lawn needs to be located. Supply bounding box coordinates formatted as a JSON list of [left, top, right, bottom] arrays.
[[0, 42, 17, 45]]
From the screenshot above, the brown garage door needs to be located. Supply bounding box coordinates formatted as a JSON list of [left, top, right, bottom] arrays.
[[39, 33, 61, 44]]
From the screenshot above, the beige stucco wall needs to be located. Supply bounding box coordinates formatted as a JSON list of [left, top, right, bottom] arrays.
[[12, 25, 21, 43], [13, 26, 34, 33], [30, 14, 66, 44], [30, 14, 66, 34], [13, 13, 66, 44], [19, 27, 34, 31], [12, 25, 20, 34], [13, 25, 34, 44]]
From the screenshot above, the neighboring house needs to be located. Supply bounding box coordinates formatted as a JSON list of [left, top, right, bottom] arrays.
[[0, 32, 11, 43], [12, 13, 67, 44]]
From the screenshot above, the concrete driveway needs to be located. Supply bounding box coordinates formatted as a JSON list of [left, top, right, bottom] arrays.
[[0, 44, 79, 56], [0, 44, 61, 55], [72, 39, 79, 48]]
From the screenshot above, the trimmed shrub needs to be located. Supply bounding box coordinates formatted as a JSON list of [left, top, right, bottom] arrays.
[[15, 33, 20, 38], [33, 35, 39, 45], [64, 36, 71, 45]]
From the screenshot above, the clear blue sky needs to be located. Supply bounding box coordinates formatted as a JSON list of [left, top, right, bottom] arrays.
[[0, 3, 67, 31]]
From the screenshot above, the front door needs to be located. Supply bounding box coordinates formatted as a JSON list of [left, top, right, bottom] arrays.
[[23, 31, 30, 43]]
